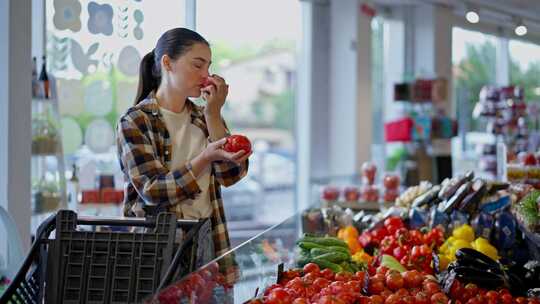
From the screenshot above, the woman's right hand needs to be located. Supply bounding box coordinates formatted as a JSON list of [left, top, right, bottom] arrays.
[[203, 137, 251, 164], [191, 137, 251, 178]]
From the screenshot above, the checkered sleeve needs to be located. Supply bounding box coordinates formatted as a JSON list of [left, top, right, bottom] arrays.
[[212, 159, 249, 187], [117, 115, 201, 207]]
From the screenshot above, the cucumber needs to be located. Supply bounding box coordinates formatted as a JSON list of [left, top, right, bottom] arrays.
[[299, 236, 348, 248], [310, 247, 331, 257], [312, 252, 350, 263], [297, 252, 312, 267], [310, 247, 351, 257], [312, 258, 343, 273], [328, 246, 351, 255], [297, 241, 327, 251]]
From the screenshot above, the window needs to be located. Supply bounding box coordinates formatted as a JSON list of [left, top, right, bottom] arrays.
[[509, 39, 540, 100], [196, 0, 301, 242], [452, 27, 498, 131], [44, 0, 185, 211]]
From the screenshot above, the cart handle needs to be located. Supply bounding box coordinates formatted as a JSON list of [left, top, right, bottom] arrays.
[[77, 215, 199, 228]]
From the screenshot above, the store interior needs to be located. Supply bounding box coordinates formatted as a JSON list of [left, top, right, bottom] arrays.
[[2, 0, 540, 303]]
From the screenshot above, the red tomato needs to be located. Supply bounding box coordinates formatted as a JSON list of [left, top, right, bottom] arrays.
[[201, 77, 213, 87], [313, 278, 331, 290], [485, 291, 498, 302], [321, 268, 335, 280], [368, 280, 385, 295], [344, 280, 362, 292], [385, 272, 404, 291], [317, 295, 346, 304], [430, 292, 449, 304], [402, 295, 414, 304], [395, 288, 409, 298], [265, 288, 293, 304], [305, 285, 318, 299], [499, 293, 512, 304], [223, 135, 252, 153], [380, 289, 392, 299], [422, 281, 440, 296], [402, 270, 423, 288], [283, 269, 302, 280], [293, 298, 309, 304], [329, 281, 346, 293], [335, 271, 353, 282], [286, 286, 306, 298], [302, 272, 319, 284], [515, 297, 528, 304], [303, 263, 321, 275], [353, 271, 366, 282], [336, 292, 359, 303], [384, 294, 403, 304], [263, 284, 282, 296], [449, 279, 463, 300], [414, 291, 430, 304], [463, 283, 478, 299], [370, 295, 384, 304]]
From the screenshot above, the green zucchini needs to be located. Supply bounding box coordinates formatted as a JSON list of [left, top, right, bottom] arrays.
[[298, 236, 348, 248], [297, 241, 327, 251], [312, 252, 349, 263], [312, 258, 343, 273], [310, 247, 331, 257]]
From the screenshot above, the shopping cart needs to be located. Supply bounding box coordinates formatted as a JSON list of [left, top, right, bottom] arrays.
[[0, 210, 212, 304]]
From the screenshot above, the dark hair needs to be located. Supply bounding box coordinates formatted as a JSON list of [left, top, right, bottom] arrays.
[[134, 28, 209, 105]]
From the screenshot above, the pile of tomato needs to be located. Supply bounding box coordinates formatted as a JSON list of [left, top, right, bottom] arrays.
[[253, 262, 540, 304], [359, 216, 444, 274], [447, 279, 540, 304], [251, 262, 449, 304]]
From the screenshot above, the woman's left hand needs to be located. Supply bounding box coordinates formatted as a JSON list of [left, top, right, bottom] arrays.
[[202, 74, 228, 115]]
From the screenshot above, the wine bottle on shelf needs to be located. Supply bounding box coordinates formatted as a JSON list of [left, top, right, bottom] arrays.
[[39, 55, 49, 99], [31, 56, 38, 98], [67, 163, 80, 210]]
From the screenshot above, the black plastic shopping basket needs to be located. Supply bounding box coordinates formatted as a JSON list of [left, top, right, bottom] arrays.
[[0, 210, 212, 304]]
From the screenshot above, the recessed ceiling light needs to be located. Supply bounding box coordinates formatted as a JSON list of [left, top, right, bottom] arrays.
[[466, 10, 479, 24], [515, 23, 527, 36]]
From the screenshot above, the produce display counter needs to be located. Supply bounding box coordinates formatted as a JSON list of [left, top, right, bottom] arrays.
[[147, 170, 540, 303]]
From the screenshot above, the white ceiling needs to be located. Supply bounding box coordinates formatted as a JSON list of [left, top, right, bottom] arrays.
[[372, 0, 540, 23]]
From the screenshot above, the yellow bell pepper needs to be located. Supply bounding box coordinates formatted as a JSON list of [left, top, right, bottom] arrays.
[[352, 250, 373, 264], [472, 238, 499, 261], [452, 224, 475, 243], [438, 254, 451, 270]]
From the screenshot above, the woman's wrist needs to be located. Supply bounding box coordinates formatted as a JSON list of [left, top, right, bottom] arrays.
[[204, 106, 221, 117]]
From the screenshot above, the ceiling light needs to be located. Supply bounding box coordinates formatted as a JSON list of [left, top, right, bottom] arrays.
[[466, 10, 479, 24], [515, 19, 527, 36]]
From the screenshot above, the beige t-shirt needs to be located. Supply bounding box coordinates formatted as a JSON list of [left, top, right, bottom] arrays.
[[160, 105, 212, 219]]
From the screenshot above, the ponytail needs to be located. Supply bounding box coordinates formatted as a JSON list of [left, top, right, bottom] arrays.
[[134, 50, 160, 105], [134, 28, 209, 105]]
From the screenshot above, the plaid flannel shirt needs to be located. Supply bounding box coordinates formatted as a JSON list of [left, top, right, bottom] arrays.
[[116, 96, 248, 279]]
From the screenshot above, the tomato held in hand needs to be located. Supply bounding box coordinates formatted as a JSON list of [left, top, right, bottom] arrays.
[[202, 77, 214, 88], [223, 135, 252, 153]]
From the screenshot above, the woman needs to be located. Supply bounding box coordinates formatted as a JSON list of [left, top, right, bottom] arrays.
[[116, 28, 250, 279]]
